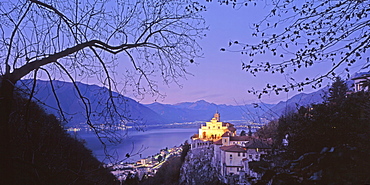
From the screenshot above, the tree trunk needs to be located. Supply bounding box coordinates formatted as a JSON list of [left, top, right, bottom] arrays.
[[0, 75, 16, 184]]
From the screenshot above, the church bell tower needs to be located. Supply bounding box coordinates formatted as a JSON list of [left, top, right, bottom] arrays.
[[214, 111, 220, 122]]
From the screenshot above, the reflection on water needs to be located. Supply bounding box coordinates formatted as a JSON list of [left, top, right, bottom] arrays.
[[72, 127, 197, 163]]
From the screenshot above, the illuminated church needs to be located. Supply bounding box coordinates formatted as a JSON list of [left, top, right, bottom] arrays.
[[198, 112, 236, 141], [190, 112, 272, 184]]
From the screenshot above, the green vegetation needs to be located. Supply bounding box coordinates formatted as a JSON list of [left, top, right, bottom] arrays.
[[8, 92, 118, 185], [139, 157, 182, 185], [123, 141, 190, 185], [255, 78, 370, 184]]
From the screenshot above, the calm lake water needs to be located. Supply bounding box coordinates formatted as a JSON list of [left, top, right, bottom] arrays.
[[72, 126, 198, 163]]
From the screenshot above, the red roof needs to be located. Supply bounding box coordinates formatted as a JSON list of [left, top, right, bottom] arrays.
[[221, 132, 231, 137], [222, 122, 234, 127], [245, 139, 271, 149], [213, 139, 222, 145], [228, 127, 236, 132], [230, 136, 251, 141], [220, 145, 246, 152]]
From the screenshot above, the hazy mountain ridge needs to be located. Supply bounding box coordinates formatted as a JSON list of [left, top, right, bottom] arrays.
[[17, 80, 327, 126], [263, 88, 327, 120], [146, 89, 327, 123], [18, 79, 168, 126], [145, 100, 254, 122]]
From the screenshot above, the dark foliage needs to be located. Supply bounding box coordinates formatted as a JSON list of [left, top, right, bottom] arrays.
[[180, 140, 190, 163], [139, 141, 191, 185], [326, 77, 349, 105], [240, 130, 246, 136], [254, 120, 278, 143], [253, 78, 370, 184], [7, 93, 118, 185], [261, 80, 370, 184], [139, 157, 182, 185], [259, 144, 370, 185], [279, 91, 370, 157]]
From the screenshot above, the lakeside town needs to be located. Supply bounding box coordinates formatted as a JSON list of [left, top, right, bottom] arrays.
[[107, 111, 272, 184], [107, 145, 184, 182]]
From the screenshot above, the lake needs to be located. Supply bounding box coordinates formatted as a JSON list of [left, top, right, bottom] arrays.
[[72, 126, 198, 163]]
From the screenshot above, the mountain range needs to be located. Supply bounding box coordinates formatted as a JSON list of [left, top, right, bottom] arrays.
[[145, 88, 326, 124], [17, 80, 167, 126], [17, 79, 327, 127]]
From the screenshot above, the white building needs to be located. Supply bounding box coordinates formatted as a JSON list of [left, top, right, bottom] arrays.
[[216, 133, 271, 183], [352, 72, 370, 92], [220, 144, 248, 177]]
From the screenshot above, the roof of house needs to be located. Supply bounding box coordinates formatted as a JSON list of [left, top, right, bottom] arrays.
[[221, 132, 232, 137], [230, 136, 251, 141], [352, 72, 370, 80], [245, 139, 271, 149], [228, 127, 236, 132], [213, 139, 222, 145], [220, 145, 247, 152], [222, 122, 234, 127]]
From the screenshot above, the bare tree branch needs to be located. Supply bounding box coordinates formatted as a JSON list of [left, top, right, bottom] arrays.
[[218, 0, 369, 97]]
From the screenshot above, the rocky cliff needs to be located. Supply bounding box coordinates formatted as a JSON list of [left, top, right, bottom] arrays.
[[179, 147, 224, 185]]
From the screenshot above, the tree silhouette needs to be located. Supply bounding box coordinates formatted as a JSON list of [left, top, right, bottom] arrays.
[[217, 0, 369, 97], [10, 93, 118, 184], [327, 77, 348, 105], [0, 0, 206, 183], [240, 130, 246, 136], [270, 85, 370, 184]]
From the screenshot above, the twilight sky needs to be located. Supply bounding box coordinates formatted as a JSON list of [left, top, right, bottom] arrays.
[[132, 2, 319, 105], [32, 1, 364, 106], [130, 1, 368, 106]]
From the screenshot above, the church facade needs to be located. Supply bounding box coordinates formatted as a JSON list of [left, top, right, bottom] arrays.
[[198, 112, 236, 141]]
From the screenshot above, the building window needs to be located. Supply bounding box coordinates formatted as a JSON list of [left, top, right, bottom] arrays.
[[218, 126, 220, 129], [238, 152, 240, 157], [230, 154, 233, 159], [242, 153, 245, 157], [249, 155, 252, 159]]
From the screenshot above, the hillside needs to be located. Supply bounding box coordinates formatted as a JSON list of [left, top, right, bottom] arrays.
[[17, 79, 168, 127], [8, 93, 118, 184], [145, 100, 275, 123], [262, 88, 327, 120], [17, 80, 327, 126], [145, 89, 326, 123]]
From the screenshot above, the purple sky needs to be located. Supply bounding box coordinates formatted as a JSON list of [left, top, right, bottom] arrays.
[[132, 2, 367, 106], [133, 3, 315, 105], [30, 1, 365, 106]]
